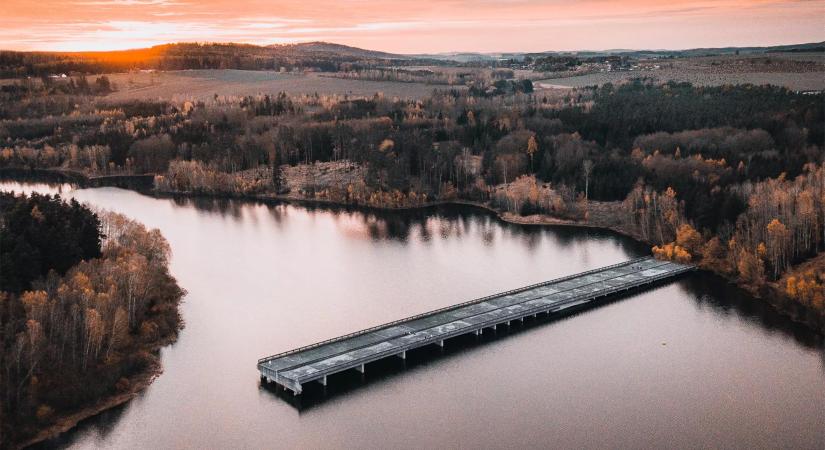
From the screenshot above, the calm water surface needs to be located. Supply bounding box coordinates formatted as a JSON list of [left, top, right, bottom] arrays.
[[4, 181, 824, 449]]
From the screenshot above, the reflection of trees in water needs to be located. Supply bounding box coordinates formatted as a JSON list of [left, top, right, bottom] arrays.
[[0, 178, 75, 196], [34, 394, 133, 448], [320, 203, 649, 250], [818, 345, 825, 373], [170, 195, 245, 220], [164, 197, 647, 255], [682, 273, 824, 350], [231, 198, 821, 353]]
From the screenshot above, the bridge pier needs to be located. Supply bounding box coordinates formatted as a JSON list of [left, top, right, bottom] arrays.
[[256, 257, 694, 396]]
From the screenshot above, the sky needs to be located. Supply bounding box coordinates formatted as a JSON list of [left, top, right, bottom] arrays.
[[3, 0, 824, 53]]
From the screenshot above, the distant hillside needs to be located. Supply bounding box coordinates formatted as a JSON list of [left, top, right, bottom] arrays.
[[280, 41, 406, 60], [0, 42, 422, 77], [412, 52, 498, 63], [1, 40, 822, 77], [579, 42, 825, 59], [523, 42, 825, 60], [414, 41, 825, 62]]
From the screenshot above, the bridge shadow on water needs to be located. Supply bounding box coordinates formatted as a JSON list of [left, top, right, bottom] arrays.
[[259, 313, 572, 413], [260, 271, 825, 413]]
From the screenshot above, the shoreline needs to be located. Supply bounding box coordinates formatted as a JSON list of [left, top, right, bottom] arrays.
[[1, 174, 185, 449], [16, 333, 179, 450], [4, 168, 823, 334]]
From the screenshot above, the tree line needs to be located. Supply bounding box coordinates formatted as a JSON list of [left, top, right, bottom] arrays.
[[2, 80, 820, 225], [0, 77, 822, 316], [0, 43, 449, 78]]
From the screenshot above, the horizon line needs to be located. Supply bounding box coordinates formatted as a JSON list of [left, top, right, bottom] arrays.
[[3, 38, 824, 56]]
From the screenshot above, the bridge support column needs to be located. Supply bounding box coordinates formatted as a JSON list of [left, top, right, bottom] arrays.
[[437, 340, 444, 348], [492, 324, 497, 331], [318, 376, 327, 386], [398, 351, 406, 360], [356, 364, 365, 374], [474, 329, 480, 336]]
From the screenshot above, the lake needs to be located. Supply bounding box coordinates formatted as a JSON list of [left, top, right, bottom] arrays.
[[3, 180, 824, 449]]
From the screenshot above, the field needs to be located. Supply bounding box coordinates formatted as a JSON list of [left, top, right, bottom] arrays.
[[100, 70, 458, 101], [3, 51, 821, 101], [396, 66, 535, 79], [535, 52, 825, 91]]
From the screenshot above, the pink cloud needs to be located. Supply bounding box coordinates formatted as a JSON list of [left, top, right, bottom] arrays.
[[3, 0, 823, 52]]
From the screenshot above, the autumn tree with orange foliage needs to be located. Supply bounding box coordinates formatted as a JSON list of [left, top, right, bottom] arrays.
[[622, 184, 683, 244], [653, 224, 703, 264], [675, 224, 703, 256], [652, 243, 692, 263], [736, 249, 766, 286], [785, 271, 825, 310]]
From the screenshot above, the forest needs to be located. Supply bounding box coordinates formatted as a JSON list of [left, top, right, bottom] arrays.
[[0, 193, 184, 447], [0, 76, 823, 326], [0, 193, 101, 293]]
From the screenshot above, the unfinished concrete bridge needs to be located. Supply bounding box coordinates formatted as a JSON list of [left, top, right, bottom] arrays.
[[258, 256, 694, 395]]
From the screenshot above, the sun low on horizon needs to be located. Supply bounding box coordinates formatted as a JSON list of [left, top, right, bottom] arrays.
[[3, 0, 824, 53]]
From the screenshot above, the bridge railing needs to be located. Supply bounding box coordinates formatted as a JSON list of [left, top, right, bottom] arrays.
[[257, 256, 659, 365], [269, 262, 697, 385]]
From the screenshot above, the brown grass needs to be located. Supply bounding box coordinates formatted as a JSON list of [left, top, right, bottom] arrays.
[[535, 52, 825, 91], [99, 70, 454, 101]]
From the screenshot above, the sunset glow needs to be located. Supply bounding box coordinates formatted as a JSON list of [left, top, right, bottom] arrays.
[[4, 0, 824, 53]]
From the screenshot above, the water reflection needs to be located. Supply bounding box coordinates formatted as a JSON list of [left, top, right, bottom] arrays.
[[2, 179, 824, 450], [682, 274, 823, 349], [31, 393, 133, 450], [0, 180, 75, 196], [162, 194, 644, 251]]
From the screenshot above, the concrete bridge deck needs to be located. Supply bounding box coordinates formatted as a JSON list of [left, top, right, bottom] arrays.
[[258, 256, 694, 394]]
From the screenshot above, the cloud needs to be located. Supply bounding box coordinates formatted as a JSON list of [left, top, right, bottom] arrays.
[[3, 0, 824, 52], [70, 0, 188, 5]]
